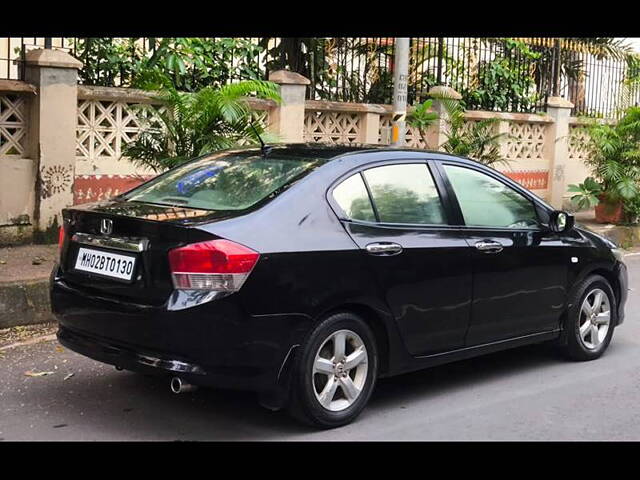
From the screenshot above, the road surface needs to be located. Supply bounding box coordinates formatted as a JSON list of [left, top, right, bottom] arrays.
[[2, 254, 639, 440]]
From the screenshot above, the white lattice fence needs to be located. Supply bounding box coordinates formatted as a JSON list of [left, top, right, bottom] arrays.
[[378, 115, 391, 144], [76, 99, 165, 162], [504, 121, 547, 161], [304, 110, 361, 144], [0, 93, 26, 157], [236, 110, 270, 146], [378, 115, 487, 150], [568, 124, 592, 163], [405, 126, 428, 149], [378, 116, 429, 148]]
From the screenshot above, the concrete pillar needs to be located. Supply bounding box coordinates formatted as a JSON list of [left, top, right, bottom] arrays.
[[23, 48, 82, 239], [359, 112, 381, 144], [268, 70, 310, 143], [425, 85, 462, 151], [496, 120, 511, 161], [545, 96, 574, 210]]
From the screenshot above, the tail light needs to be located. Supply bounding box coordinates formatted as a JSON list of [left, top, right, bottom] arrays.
[[58, 225, 65, 253], [168, 239, 260, 292]]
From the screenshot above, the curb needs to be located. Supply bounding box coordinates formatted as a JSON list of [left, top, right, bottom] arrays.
[[0, 278, 53, 329], [587, 224, 640, 249]]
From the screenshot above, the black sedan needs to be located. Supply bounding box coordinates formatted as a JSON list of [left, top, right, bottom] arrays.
[[51, 144, 628, 428]]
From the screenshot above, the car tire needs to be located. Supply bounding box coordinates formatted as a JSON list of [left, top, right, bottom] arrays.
[[560, 274, 617, 361], [288, 311, 378, 428]]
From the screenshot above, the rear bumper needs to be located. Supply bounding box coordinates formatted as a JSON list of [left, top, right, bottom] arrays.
[[51, 273, 311, 392], [58, 326, 208, 378]]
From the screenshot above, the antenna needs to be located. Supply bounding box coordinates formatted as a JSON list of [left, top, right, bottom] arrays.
[[250, 121, 272, 156]]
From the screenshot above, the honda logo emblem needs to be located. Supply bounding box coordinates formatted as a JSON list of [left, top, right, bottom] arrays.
[[100, 218, 113, 235]]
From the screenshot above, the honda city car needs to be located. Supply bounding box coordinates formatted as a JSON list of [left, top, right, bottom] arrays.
[[51, 144, 628, 428]]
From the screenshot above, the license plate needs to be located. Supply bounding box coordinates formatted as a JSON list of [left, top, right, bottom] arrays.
[[74, 247, 137, 281]]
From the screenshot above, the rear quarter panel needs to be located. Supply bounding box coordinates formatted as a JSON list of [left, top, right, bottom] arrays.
[[201, 155, 414, 374]]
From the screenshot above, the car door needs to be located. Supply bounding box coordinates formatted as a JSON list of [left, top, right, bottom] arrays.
[[437, 162, 568, 345], [330, 160, 472, 356]]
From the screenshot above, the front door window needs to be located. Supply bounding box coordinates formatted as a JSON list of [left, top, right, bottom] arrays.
[[443, 165, 539, 229]]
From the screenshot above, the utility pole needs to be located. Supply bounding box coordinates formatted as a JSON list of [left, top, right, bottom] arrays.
[[391, 37, 409, 147], [552, 38, 561, 97]]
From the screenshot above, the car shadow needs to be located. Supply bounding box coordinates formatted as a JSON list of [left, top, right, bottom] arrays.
[[23, 340, 626, 440], [369, 343, 562, 410]]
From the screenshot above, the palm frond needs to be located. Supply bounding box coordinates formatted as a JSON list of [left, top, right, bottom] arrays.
[[121, 79, 281, 172]]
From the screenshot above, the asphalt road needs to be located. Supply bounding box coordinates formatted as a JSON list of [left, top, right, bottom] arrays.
[[2, 255, 640, 441]]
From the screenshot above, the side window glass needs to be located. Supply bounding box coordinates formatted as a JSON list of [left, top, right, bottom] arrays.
[[332, 173, 376, 222], [363, 163, 446, 225], [443, 165, 539, 228]]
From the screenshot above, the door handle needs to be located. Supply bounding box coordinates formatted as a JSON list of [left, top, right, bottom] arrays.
[[475, 240, 504, 253], [365, 242, 403, 256]]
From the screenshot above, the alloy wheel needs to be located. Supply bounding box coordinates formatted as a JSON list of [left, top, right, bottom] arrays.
[[312, 329, 368, 412], [578, 288, 611, 350]]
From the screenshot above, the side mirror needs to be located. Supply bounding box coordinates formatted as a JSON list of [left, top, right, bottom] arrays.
[[549, 210, 574, 233]]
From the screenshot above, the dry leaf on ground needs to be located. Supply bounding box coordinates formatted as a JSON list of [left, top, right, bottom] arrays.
[[24, 370, 55, 377]]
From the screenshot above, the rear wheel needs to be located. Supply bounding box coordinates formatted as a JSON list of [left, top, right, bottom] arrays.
[[288, 312, 378, 428], [561, 275, 616, 361]]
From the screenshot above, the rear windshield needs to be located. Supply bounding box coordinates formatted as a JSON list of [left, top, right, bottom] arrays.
[[123, 151, 325, 211]]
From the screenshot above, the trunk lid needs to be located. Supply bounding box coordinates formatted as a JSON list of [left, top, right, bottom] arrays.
[[58, 200, 232, 305]]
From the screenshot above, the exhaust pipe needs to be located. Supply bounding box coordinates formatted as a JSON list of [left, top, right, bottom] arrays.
[[170, 376, 198, 394]]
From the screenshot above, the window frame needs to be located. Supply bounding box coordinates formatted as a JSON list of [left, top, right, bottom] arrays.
[[435, 161, 548, 232], [327, 158, 459, 229]]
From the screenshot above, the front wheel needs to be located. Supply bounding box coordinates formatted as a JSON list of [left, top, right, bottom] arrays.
[[560, 274, 617, 361], [288, 312, 378, 428]]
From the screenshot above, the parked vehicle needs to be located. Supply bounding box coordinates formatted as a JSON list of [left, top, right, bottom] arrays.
[[51, 144, 629, 428]]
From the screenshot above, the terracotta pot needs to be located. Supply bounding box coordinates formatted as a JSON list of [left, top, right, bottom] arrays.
[[595, 196, 624, 224]]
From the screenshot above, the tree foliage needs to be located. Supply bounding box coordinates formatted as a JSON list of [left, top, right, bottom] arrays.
[[461, 39, 541, 112], [75, 38, 264, 92]]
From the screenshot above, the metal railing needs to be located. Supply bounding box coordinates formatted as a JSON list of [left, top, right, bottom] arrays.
[[2, 37, 639, 118]]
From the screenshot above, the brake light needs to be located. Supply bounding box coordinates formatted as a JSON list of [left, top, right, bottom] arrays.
[[168, 239, 260, 291], [58, 225, 65, 253]]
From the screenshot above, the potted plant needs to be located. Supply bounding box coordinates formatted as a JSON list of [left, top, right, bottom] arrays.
[[569, 107, 640, 224], [568, 176, 602, 209]]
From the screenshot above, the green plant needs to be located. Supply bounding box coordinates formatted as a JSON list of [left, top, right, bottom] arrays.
[[75, 38, 145, 86], [583, 107, 640, 204], [74, 38, 265, 92], [121, 78, 281, 173], [569, 106, 640, 222], [623, 194, 640, 224], [462, 39, 541, 112], [568, 177, 603, 210], [439, 97, 511, 167], [407, 99, 439, 148], [407, 96, 510, 166], [132, 38, 264, 92]]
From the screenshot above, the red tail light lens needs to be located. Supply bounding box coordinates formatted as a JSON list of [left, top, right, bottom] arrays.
[[168, 239, 260, 291], [58, 225, 65, 253]]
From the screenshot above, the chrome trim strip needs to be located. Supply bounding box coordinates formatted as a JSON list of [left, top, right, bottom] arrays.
[[71, 232, 149, 252]]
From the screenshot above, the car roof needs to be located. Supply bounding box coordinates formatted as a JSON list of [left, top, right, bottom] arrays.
[[257, 143, 555, 213], [230, 142, 478, 165]]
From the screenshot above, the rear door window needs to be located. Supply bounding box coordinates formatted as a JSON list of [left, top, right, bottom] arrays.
[[363, 163, 446, 225], [332, 173, 376, 222]]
